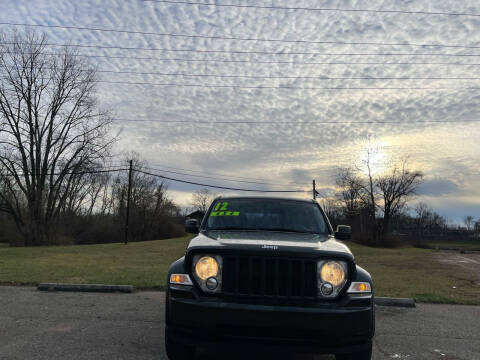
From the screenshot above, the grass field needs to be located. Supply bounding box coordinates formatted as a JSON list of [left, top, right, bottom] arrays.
[[351, 244, 480, 305], [0, 237, 479, 304], [0, 236, 192, 289]]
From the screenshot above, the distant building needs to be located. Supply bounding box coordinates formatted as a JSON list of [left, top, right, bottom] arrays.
[[186, 210, 205, 223]]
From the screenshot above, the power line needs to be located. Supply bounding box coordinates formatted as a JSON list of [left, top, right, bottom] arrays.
[[86, 52, 480, 57], [108, 160, 309, 186], [2, 76, 480, 91], [3, 75, 478, 89], [74, 69, 480, 81], [114, 118, 480, 124], [3, 42, 480, 57], [147, 164, 298, 184], [96, 80, 480, 90], [1, 165, 302, 191], [2, 166, 306, 193], [5, 40, 480, 54], [99, 70, 480, 80], [0, 168, 128, 177], [3, 51, 480, 67], [135, 169, 307, 193], [5, 75, 478, 89], [1, 21, 479, 50], [107, 161, 300, 184], [3, 37, 480, 53], [141, 0, 480, 18], [140, 165, 299, 187]]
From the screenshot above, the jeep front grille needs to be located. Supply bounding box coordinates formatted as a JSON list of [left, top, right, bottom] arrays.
[[222, 256, 317, 299]]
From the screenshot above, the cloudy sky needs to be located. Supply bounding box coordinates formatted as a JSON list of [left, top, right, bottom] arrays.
[[1, 0, 480, 222]]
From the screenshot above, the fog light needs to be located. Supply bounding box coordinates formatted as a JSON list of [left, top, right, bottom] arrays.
[[206, 277, 218, 290], [321, 282, 333, 296]]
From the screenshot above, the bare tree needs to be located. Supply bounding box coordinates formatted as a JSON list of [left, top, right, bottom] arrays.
[[192, 188, 215, 214], [319, 197, 343, 227], [336, 149, 381, 244], [335, 167, 363, 213], [463, 215, 474, 231], [335, 157, 423, 246], [474, 220, 480, 233], [414, 202, 431, 233], [0, 32, 113, 245], [84, 170, 111, 217], [108, 153, 181, 242], [414, 202, 430, 218], [413, 202, 447, 243], [376, 161, 423, 240], [358, 148, 381, 244]]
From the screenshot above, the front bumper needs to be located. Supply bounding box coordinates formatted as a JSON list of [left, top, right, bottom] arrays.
[[167, 288, 374, 353]]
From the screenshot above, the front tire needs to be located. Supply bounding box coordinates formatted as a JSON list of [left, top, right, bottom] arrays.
[[165, 328, 195, 360], [335, 341, 372, 360]]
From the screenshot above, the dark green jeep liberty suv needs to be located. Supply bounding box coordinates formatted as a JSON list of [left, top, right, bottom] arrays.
[[165, 196, 374, 359]]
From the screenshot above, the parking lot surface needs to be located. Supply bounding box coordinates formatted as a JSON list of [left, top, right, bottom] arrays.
[[0, 286, 479, 360]]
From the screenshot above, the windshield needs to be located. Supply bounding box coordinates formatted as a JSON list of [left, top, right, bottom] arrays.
[[206, 198, 329, 234]]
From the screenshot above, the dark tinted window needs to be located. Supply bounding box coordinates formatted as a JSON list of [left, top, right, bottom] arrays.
[[206, 198, 328, 234]]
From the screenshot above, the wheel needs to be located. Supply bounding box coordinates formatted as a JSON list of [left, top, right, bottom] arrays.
[[335, 341, 372, 360], [165, 328, 195, 360]]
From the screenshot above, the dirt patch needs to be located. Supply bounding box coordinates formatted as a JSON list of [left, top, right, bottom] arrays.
[[435, 251, 480, 284]]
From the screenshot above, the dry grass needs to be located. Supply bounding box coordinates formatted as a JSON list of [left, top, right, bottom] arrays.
[[0, 236, 192, 289], [347, 242, 480, 305]]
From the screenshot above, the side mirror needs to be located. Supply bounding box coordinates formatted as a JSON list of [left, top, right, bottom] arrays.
[[335, 225, 351, 240], [185, 219, 199, 234]]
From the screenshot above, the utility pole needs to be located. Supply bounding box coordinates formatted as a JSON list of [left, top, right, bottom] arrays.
[[312, 179, 316, 200], [125, 160, 133, 245]]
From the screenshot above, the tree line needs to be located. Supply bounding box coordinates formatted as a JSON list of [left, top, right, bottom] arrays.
[[0, 153, 186, 246], [0, 32, 186, 246], [323, 151, 478, 246]]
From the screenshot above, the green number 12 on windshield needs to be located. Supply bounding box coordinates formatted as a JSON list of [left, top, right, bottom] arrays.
[[210, 202, 240, 217], [214, 202, 229, 211]]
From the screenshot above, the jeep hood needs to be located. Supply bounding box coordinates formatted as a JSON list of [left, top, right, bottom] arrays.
[[186, 231, 354, 261]]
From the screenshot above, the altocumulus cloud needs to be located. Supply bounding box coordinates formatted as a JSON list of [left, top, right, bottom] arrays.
[[1, 0, 479, 220]]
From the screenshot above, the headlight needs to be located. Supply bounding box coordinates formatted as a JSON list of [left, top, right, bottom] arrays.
[[320, 261, 346, 286], [317, 260, 348, 298], [192, 255, 222, 293], [195, 256, 219, 280]]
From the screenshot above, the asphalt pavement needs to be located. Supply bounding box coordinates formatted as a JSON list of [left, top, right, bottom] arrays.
[[0, 286, 479, 360]]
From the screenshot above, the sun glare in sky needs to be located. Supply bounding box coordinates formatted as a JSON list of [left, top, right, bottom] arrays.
[[355, 140, 390, 176]]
